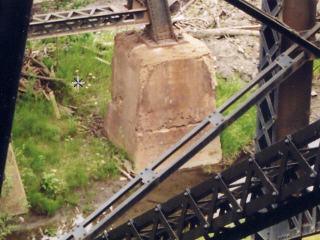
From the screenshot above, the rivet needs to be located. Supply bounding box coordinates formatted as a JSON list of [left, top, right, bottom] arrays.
[[310, 172, 317, 178]]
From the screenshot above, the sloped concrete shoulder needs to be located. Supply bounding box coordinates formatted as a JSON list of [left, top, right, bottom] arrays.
[[0, 144, 28, 216]]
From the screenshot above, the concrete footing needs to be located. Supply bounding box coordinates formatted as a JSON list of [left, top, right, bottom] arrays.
[[104, 32, 222, 172], [0, 144, 28, 216]]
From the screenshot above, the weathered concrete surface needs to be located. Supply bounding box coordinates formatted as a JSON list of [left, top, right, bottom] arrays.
[[105, 31, 222, 172], [0, 144, 28, 216]]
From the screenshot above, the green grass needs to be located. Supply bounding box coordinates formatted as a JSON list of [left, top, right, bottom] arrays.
[[314, 59, 320, 74], [0, 214, 12, 240], [216, 75, 256, 161], [15, 32, 256, 215], [13, 33, 125, 215], [39, 0, 94, 12]]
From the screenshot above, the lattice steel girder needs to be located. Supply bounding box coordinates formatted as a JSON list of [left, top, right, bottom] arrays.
[[103, 119, 320, 240], [29, 0, 177, 40], [256, 0, 282, 152], [28, 7, 149, 39], [258, 204, 320, 240], [59, 22, 320, 240]]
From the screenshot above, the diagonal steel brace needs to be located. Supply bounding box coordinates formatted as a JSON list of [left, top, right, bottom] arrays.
[[224, 0, 320, 57]]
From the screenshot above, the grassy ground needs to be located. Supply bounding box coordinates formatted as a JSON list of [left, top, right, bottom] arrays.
[[13, 32, 257, 216], [216, 75, 256, 161], [38, 0, 95, 12], [12, 33, 127, 215]]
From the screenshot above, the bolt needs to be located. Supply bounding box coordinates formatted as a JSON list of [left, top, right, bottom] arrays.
[[272, 191, 278, 196], [155, 207, 159, 212], [248, 158, 253, 163], [204, 224, 209, 229], [310, 172, 317, 178], [284, 138, 290, 144]]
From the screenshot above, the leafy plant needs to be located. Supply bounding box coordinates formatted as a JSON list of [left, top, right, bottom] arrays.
[[41, 170, 66, 198], [0, 214, 13, 240]]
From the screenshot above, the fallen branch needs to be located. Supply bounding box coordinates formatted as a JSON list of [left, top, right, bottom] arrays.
[[175, 0, 197, 17], [95, 57, 110, 65], [118, 167, 133, 180], [187, 28, 259, 38], [29, 57, 51, 76], [21, 71, 64, 82], [48, 91, 61, 119]]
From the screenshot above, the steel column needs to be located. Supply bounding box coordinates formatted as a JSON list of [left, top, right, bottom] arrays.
[[275, 0, 317, 139], [256, 0, 282, 151], [0, 0, 33, 193], [145, 0, 176, 42], [257, 0, 317, 239]]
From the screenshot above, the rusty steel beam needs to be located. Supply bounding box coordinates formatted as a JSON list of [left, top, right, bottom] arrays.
[[275, 0, 318, 140], [0, 0, 33, 193], [145, 0, 176, 42]]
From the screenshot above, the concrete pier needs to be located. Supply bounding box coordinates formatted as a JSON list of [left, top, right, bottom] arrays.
[[105, 32, 222, 172]]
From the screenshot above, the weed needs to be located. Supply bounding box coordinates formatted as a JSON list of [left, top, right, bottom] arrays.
[[41, 170, 66, 198], [28, 192, 61, 216], [0, 214, 13, 240], [44, 226, 58, 237], [314, 59, 320, 75]]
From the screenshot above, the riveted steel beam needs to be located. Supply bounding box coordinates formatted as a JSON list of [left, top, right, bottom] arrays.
[[145, 0, 176, 42]]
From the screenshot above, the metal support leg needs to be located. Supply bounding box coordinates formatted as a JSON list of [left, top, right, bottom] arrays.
[[0, 0, 33, 193], [256, 0, 282, 152], [145, 0, 176, 42], [258, 0, 318, 239], [275, 0, 317, 139]]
